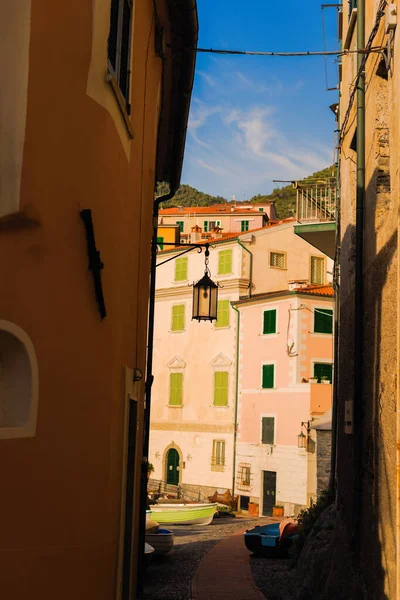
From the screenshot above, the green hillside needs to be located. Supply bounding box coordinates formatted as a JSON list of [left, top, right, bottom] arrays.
[[156, 165, 336, 218]]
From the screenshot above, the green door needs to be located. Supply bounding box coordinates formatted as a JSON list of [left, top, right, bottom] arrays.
[[166, 448, 180, 485]]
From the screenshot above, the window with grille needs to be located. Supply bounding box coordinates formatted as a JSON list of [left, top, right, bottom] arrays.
[[313, 363, 333, 383], [176, 221, 184, 233], [175, 257, 188, 281], [314, 308, 333, 334], [215, 300, 230, 328], [261, 417, 275, 444], [262, 364, 274, 389], [263, 309, 276, 334], [237, 463, 251, 486], [169, 373, 183, 405], [310, 256, 325, 284], [107, 0, 133, 109], [212, 440, 226, 467], [218, 250, 232, 275], [270, 251, 286, 269], [214, 371, 228, 406], [241, 220, 249, 232], [171, 305, 185, 331]]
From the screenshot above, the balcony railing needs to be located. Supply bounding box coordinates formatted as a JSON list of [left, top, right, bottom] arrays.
[[295, 178, 337, 223]]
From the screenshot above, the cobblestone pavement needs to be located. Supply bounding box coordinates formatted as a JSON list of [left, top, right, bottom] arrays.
[[143, 516, 272, 600]]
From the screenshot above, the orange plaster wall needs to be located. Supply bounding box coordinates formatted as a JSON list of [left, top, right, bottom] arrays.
[[0, 1, 162, 598]]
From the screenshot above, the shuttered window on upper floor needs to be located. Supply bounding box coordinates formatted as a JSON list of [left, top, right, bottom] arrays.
[[171, 305, 185, 331], [214, 371, 229, 406], [169, 373, 183, 405], [314, 308, 333, 334], [218, 250, 232, 275], [263, 309, 276, 334], [262, 364, 274, 389], [310, 256, 325, 284], [175, 257, 188, 282], [215, 300, 230, 328], [261, 417, 275, 444], [108, 0, 133, 111]]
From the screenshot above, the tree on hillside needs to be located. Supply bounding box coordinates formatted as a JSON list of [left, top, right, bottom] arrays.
[[156, 182, 226, 208]]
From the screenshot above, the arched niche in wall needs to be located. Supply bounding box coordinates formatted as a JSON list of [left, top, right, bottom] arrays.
[[0, 321, 38, 439]]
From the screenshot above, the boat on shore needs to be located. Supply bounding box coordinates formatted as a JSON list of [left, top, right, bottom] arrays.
[[149, 502, 218, 526]]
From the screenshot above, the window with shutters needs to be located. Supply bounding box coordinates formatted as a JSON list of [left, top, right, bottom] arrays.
[[313, 363, 333, 383], [204, 220, 221, 232], [215, 300, 230, 328], [241, 220, 249, 232], [270, 251, 286, 269], [310, 256, 325, 284], [211, 439, 226, 469], [262, 364, 275, 389], [169, 372, 183, 405], [314, 308, 333, 334], [175, 257, 188, 282], [263, 309, 276, 334], [176, 221, 184, 233], [107, 0, 133, 109], [171, 305, 185, 332], [261, 417, 275, 444], [156, 236, 164, 250], [214, 371, 229, 406], [349, 0, 357, 13], [218, 250, 233, 275]]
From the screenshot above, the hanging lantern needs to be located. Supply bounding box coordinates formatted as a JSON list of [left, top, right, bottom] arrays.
[[192, 245, 218, 321], [297, 431, 306, 449]]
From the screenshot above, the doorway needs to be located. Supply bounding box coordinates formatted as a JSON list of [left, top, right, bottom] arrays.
[[166, 448, 180, 485], [262, 470, 277, 516]]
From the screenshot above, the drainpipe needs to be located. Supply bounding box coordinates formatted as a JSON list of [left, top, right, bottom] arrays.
[[237, 239, 253, 297], [231, 303, 241, 499], [352, 0, 365, 544]]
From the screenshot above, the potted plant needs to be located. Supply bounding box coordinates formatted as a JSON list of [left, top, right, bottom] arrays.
[[309, 376, 318, 384], [272, 505, 284, 517], [147, 462, 155, 479], [321, 376, 330, 384]]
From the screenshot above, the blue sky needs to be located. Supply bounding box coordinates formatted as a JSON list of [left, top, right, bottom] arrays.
[[181, 0, 339, 200]]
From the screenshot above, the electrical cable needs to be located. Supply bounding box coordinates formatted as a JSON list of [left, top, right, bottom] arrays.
[[195, 47, 382, 57]]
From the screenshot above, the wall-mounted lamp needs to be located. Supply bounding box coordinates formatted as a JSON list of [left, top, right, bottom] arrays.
[[298, 421, 311, 450], [192, 245, 218, 322]]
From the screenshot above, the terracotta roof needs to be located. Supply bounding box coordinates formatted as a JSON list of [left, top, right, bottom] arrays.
[[159, 204, 268, 215], [233, 284, 334, 305]]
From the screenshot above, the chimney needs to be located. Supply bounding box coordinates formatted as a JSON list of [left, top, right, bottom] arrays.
[[191, 224, 202, 242], [211, 226, 223, 239], [288, 279, 309, 291]]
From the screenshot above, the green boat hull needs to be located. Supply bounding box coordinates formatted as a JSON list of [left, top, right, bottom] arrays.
[[149, 503, 218, 526]]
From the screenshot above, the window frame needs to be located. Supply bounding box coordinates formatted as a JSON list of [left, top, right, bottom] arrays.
[[169, 372, 183, 406], [241, 220, 250, 232], [218, 249, 233, 275], [261, 415, 276, 445], [313, 307, 333, 334], [107, 0, 133, 111], [262, 308, 277, 335], [171, 304, 185, 332], [269, 250, 287, 270], [174, 256, 188, 282], [213, 371, 229, 407], [215, 299, 230, 329], [310, 255, 325, 285], [176, 221, 184, 233], [261, 363, 275, 389], [313, 362, 333, 383], [211, 439, 226, 470]]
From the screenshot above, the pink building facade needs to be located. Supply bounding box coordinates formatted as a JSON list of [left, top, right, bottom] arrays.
[[234, 284, 334, 516]]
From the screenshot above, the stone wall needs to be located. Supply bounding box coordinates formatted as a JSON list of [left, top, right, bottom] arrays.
[[316, 430, 331, 495]]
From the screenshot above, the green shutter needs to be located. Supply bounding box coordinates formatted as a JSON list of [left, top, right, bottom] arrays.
[[175, 257, 188, 281], [214, 371, 228, 406], [213, 440, 226, 465], [169, 373, 183, 405], [313, 363, 333, 383], [263, 310, 276, 334], [172, 305, 185, 331], [218, 250, 232, 275], [262, 364, 274, 389], [314, 309, 333, 334], [261, 417, 275, 444], [176, 221, 184, 233], [204, 221, 208, 232], [215, 300, 230, 328], [241, 220, 249, 232], [156, 236, 164, 250]]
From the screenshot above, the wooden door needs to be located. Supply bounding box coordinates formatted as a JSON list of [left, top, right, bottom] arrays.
[[262, 471, 277, 516], [166, 448, 180, 485]]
